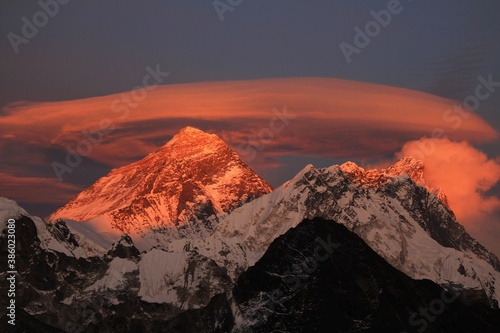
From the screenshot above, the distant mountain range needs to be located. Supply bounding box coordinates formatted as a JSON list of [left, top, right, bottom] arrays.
[[1, 127, 499, 332]]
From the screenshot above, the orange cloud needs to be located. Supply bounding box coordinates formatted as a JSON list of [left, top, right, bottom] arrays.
[[1, 78, 497, 166], [398, 138, 500, 256], [1, 77, 498, 216]]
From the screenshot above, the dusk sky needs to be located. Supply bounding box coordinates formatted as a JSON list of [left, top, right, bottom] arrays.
[[1, 1, 499, 254]]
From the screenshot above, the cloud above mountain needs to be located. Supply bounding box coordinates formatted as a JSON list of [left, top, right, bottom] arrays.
[[0, 78, 498, 216]]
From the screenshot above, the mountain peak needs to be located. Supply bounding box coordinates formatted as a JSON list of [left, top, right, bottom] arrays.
[[339, 157, 425, 185], [339, 161, 366, 178], [385, 157, 448, 205], [157, 127, 227, 160], [337, 158, 448, 206], [172, 126, 215, 141], [106, 234, 140, 259], [49, 128, 273, 239], [180, 125, 203, 133], [385, 156, 425, 184]]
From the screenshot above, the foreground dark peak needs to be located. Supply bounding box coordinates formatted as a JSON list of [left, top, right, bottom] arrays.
[[49, 126, 273, 236], [168, 218, 500, 332]]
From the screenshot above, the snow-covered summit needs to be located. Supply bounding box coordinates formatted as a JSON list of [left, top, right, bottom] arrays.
[[339, 157, 448, 205], [151, 126, 227, 160], [49, 126, 273, 239], [339, 157, 423, 185], [386, 156, 425, 182]]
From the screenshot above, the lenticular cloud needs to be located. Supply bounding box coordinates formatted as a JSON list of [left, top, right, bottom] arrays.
[[1, 77, 498, 213]]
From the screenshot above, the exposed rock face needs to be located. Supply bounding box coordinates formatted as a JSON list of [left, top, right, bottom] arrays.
[[49, 126, 273, 239]]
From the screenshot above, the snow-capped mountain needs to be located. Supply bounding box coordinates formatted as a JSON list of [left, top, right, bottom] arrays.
[[163, 157, 500, 307], [49, 126, 272, 240]]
